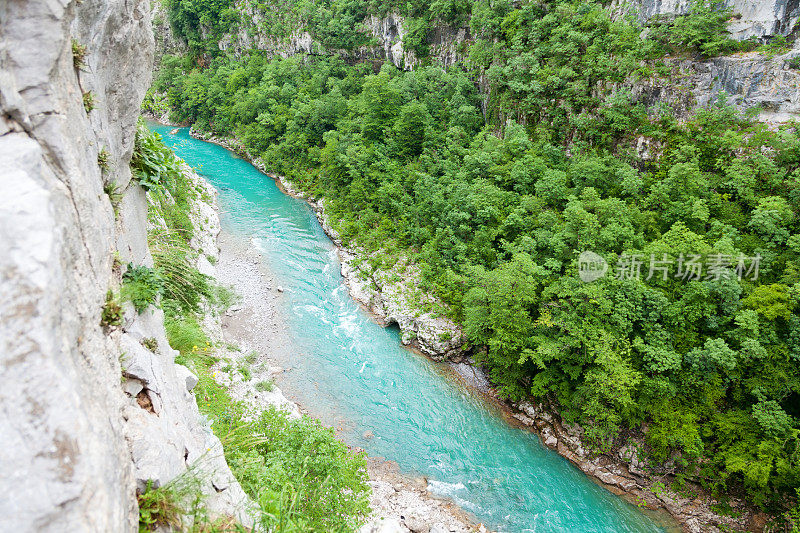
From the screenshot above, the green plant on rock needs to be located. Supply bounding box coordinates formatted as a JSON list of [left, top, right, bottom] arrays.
[[71, 38, 87, 69], [137, 470, 241, 532], [121, 263, 164, 313], [82, 91, 95, 113], [166, 316, 216, 366], [131, 120, 183, 191], [651, 0, 743, 58], [150, 233, 215, 314], [137, 480, 184, 531], [786, 488, 800, 531], [192, 368, 371, 533], [255, 379, 274, 392], [758, 34, 791, 57], [101, 289, 123, 328], [141, 337, 159, 352], [103, 180, 122, 217], [98, 147, 110, 172]]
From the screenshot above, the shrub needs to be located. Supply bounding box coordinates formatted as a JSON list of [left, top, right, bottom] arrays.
[[131, 120, 183, 191], [141, 337, 159, 352], [103, 180, 122, 217], [652, 0, 741, 57], [194, 366, 371, 532], [137, 471, 239, 531], [150, 233, 215, 314], [165, 315, 209, 356], [246, 408, 371, 531], [137, 480, 184, 531], [758, 34, 791, 56], [121, 263, 164, 313], [141, 89, 170, 116]]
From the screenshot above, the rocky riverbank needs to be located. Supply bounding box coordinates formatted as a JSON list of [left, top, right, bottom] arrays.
[[197, 179, 483, 533], [186, 126, 466, 360]]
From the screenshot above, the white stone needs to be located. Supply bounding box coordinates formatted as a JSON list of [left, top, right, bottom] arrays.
[[175, 364, 199, 391], [360, 518, 405, 533], [123, 378, 145, 397]]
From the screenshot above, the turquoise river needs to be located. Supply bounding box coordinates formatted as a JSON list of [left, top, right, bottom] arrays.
[[153, 124, 673, 533]]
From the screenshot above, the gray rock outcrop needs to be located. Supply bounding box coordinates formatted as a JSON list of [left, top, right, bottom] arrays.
[[616, 0, 800, 40], [0, 0, 251, 530], [621, 50, 800, 122], [1, 0, 152, 529], [211, 3, 470, 70]]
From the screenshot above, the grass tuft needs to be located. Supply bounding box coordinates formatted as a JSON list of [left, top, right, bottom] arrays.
[[101, 289, 123, 328], [71, 39, 87, 69], [255, 379, 274, 392], [82, 91, 95, 113]]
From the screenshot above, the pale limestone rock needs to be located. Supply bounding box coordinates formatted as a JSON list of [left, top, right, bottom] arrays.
[[209, 3, 469, 70], [0, 0, 152, 527], [614, 0, 800, 40], [360, 518, 406, 533], [124, 405, 188, 492], [405, 509, 431, 532], [123, 378, 145, 397], [336, 248, 465, 360], [0, 1, 256, 529], [176, 364, 199, 391], [623, 52, 800, 122]]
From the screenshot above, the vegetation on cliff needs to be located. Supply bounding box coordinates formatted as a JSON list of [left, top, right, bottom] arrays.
[[154, 0, 800, 521], [133, 123, 371, 530]]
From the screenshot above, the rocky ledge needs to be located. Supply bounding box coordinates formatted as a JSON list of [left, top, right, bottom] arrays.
[[120, 162, 256, 525]]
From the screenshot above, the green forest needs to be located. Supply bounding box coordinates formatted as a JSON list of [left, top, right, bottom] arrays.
[[153, 0, 800, 517]]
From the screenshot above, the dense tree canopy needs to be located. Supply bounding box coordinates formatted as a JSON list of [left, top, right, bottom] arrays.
[[153, 0, 800, 517]]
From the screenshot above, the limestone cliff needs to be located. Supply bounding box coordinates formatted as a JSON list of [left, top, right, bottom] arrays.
[[615, 49, 800, 123], [158, 0, 800, 123], [614, 0, 800, 40], [0, 1, 248, 530], [212, 3, 469, 69]]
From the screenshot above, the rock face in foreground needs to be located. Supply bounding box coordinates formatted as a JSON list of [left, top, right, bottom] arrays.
[[0, 1, 249, 531], [1, 0, 152, 528]]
